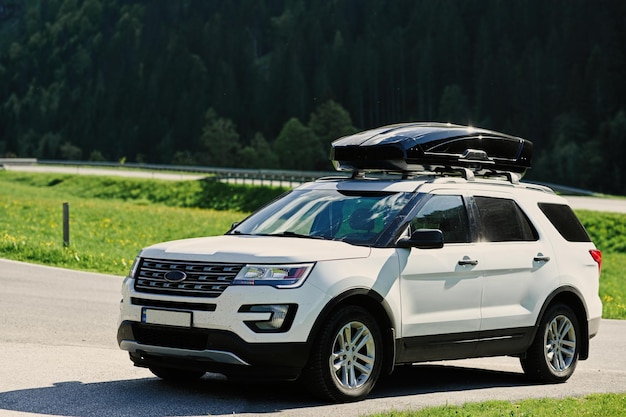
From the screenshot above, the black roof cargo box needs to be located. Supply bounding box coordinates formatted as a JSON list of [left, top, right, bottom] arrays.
[[330, 122, 533, 175]]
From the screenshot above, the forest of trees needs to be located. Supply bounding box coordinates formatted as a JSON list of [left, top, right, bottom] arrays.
[[1, 0, 626, 193]]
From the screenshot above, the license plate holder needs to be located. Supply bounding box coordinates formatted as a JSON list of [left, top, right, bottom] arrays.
[[141, 308, 192, 327]]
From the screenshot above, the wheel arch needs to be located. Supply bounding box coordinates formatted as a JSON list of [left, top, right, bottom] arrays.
[[535, 286, 590, 360], [307, 288, 397, 376]]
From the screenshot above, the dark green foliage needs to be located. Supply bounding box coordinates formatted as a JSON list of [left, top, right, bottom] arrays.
[[194, 179, 288, 212], [274, 118, 325, 170], [2, 0, 626, 193], [309, 99, 357, 150], [576, 210, 626, 254], [239, 133, 279, 169], [198, 108, 241, 167]]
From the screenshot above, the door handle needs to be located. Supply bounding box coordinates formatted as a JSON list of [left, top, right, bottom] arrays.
[[458, 258, 478, 266], [533, 253, 551, 262]]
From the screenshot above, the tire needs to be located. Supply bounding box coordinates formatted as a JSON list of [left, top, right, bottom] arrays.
[[521, 304, 580, 383], [301, 305, 383, 402], [149, 366, 205, 381]]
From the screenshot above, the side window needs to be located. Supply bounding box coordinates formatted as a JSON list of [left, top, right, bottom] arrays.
[[410, 195, 470, 243], [538, 203, 591, 242], [474, 196, 538, 242]]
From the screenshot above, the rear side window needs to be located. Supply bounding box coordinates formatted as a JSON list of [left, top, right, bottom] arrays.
[[474, 196, 538, 242], [538, 203, 591, 242]]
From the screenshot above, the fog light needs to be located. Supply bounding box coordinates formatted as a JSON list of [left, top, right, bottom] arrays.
[[239, 304, 297, 333]]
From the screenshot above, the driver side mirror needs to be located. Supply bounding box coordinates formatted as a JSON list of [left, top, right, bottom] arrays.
[[396, 229, 444, 249]]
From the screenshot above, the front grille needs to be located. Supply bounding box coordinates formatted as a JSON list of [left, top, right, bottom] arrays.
[[134, 258, 243, 298]]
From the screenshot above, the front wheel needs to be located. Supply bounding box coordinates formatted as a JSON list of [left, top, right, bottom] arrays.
[[521, 304, 580, 383], [301, 305, 383, 402]]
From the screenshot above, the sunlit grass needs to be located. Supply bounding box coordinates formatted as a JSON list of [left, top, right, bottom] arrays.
[[596, 252, 626, 319], [0, 173, 244, 275], [576, 210, 626, 319], [369, 393, 626, 417]]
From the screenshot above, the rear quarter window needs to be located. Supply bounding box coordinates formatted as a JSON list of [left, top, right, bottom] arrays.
[[538, 203, 591, 242]]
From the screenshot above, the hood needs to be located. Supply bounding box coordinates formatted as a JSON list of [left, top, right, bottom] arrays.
[[139, 235, 371, 264]]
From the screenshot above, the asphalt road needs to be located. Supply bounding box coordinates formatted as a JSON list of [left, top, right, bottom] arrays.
[[563, 196, 626, 213], [0, 259, 625, 417], [3, 164, 207, 181]]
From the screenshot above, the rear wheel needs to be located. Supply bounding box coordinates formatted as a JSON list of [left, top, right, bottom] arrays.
[[302, 305, 383, 402], [149, 366, 205, 381], [521, 304, 580, 383]]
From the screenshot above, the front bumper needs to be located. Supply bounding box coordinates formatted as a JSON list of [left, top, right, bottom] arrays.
[[117, 320, 310, 380]]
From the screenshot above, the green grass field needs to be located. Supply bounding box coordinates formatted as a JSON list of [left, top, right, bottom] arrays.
[[0, 171, 247, 274], [368, 394, 626, 416], [1, 170, 625, 416]]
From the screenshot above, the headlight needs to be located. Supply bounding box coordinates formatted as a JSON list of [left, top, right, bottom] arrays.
[[232, 263, 315, 288], [128, 256, 141, 278]]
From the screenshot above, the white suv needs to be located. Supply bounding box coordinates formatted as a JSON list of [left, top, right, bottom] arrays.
[[117, 123, 602, 402]]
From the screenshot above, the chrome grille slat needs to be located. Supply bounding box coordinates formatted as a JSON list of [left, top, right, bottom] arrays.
[[134, 258, 243, 298]]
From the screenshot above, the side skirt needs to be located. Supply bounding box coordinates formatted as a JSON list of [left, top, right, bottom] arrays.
[[395, 327, 535, 364]]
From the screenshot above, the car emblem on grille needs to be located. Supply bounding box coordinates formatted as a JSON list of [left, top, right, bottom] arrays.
[[164, 270, 187, 282]]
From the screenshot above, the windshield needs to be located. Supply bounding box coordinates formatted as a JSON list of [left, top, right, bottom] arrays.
[[230, 189, 414, 245]]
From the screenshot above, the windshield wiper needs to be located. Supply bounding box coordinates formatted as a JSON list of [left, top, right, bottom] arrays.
[[268, 231, 325, 240]]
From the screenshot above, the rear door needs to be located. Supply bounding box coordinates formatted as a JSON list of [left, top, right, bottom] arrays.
[[471, 194, 560, 355]]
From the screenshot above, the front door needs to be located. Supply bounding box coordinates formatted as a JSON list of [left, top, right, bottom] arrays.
[[398, 193, 483, 362]]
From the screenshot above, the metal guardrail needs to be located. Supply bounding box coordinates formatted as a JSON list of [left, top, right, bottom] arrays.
[[36, 159, 340, 187], [0, 158, 37, 166]]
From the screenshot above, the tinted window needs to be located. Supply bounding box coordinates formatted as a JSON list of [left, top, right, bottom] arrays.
[[474, 196, 538, 242], [538, 203, 591, 242], [410, 195, 470, 243]]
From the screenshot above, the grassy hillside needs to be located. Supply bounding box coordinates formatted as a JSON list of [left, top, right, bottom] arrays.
[[0, 171, 286, 274], [0, 170, 624, 319], [2, 170, 288, 212]]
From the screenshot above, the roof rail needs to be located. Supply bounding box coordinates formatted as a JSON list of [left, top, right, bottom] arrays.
[[341, 166, 522, 184]]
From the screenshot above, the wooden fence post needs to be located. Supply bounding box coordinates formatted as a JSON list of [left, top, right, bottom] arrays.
[[63, 202, 70, 247]]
